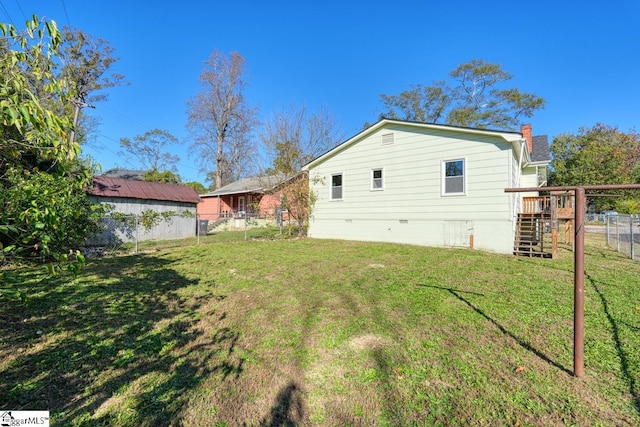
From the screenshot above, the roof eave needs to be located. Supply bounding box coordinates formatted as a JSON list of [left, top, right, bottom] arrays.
[[302, 118, 524, 170], [202, 187, 266, 197]]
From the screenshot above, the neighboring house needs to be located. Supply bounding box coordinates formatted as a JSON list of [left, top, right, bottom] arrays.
[[89, 176, 201, 244], [199, 175, 293, 227], [301, 118, 550, 254]]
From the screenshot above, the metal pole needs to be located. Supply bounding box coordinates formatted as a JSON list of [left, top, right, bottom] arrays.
[[616, 217, 620, 252], [135, 215, 139, 254], [574, 187, 586, 378], [630, 216, 635, 260]]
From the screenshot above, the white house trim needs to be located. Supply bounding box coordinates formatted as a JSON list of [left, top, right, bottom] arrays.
[[303, 118, 545, 254]]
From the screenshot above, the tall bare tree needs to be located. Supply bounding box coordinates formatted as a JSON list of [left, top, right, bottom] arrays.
[[262, 105, 342, 174], [186, 50, 257, 189], [261, 105, 342, 234]]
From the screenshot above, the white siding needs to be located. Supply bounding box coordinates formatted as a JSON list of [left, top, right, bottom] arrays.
[[308, 124, 517, 253]]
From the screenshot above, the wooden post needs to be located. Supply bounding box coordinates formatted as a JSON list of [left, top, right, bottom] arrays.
[[565, 220, 573, 246], [552, 228, 558, 259]]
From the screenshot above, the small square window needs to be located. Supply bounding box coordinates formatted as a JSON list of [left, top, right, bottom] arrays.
[[443, 159, 465, 195], [331, 173, 343, 200], [371, 168, 383, 190]]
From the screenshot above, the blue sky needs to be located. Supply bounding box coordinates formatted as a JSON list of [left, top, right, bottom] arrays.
[[2, 0, 639, 184]]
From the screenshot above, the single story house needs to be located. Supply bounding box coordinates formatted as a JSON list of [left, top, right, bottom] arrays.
[[301, 118, 550, 254], [89, 176, 201, 244], [199, 175, 293, 227]]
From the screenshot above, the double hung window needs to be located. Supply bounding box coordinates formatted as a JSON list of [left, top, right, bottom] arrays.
[[371, 168, 383, 190], [331, 173, 343, 200], [443, 159, 465, 195]]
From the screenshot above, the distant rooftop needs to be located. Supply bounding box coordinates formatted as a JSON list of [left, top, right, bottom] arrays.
[[91, 176, 201, 204], [201, 175, 289, 197], [102, 168, 145, 181]]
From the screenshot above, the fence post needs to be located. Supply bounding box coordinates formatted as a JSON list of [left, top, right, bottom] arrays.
[[197, 214, 200, 245], [606, 216, 610, 247], [135, 215, 139, 254], [630, 215, 635, 260], [616, 217, 620, 252]]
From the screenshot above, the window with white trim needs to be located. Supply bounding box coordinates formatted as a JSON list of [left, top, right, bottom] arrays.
[[443, 159, 465, 195], [371, 168, 383, 190], [331, 173, 343, 200]]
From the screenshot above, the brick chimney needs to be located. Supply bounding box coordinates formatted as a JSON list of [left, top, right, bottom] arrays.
[[521, 124, 533, 154]]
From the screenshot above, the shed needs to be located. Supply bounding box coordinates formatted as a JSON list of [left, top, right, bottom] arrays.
[[89, 176, 201, 244]]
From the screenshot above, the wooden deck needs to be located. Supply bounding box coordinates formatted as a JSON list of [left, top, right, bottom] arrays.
[[516, 194, 575, 258]]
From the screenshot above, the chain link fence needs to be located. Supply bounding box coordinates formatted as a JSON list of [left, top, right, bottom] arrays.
[[605, 214, 639, 261], [83, 210, 293, 257], [85, 211, 206, 256]]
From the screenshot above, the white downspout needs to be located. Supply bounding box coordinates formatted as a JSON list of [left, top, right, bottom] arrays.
[[512, 139, 526, 231]]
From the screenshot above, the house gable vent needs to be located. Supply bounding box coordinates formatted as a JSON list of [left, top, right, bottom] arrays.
[[381, 132, 394, 145]]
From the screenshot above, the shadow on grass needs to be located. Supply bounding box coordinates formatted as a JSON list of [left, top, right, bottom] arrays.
[[0, 254, 240, 426], [418, 284, 573, 376], [586, 273, 640, 416], [259, 381, 305, 427]]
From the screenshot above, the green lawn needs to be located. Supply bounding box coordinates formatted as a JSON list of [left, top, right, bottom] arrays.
[[1, 231, 639, 426]]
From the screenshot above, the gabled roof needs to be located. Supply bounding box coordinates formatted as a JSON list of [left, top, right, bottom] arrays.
[[531, 135, 551, 163], [201, 175, 289, 197], [91, 176, 201, 204], [302, 118, 526, 170]]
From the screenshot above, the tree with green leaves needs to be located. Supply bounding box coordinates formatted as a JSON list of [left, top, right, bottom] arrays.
[[378, 59, 545, 130], [58, 27, 126, 146], [1, 16, 105, 274], [183, 181, 207, 194], [549, 123, 640, 210], [119, 128, 180, 174], [186, 50, 258, 189], [141, 170, 182, 184]]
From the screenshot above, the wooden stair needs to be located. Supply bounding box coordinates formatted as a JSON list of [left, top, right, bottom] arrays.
[[514, 213, 552, 258]]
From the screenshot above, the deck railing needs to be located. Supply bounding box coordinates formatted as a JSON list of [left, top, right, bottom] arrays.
[[522, 196, 551, 214]]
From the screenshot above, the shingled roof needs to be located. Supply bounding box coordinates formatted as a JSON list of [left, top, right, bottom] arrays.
[[91, 176, 201, 204], [201, 175, 289, 197], [531, 135, 551, 163]]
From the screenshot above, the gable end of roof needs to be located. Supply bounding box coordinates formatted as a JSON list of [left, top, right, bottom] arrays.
[[302, 118, 524, 170]]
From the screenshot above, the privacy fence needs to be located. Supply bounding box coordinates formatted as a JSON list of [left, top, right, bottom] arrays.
[[605, 214, 639, 261]]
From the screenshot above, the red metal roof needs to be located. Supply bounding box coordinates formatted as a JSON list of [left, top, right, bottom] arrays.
[[91, 176, 201, 204]]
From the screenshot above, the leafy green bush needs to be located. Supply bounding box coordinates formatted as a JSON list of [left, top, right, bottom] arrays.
[[615, 198, 640, 214], [0, 169, 107, 263]]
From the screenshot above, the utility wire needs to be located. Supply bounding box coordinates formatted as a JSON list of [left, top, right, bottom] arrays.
[[12, 0, 26, 22], [0, 0, 16, 27], [60, 0, 71, 27]]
